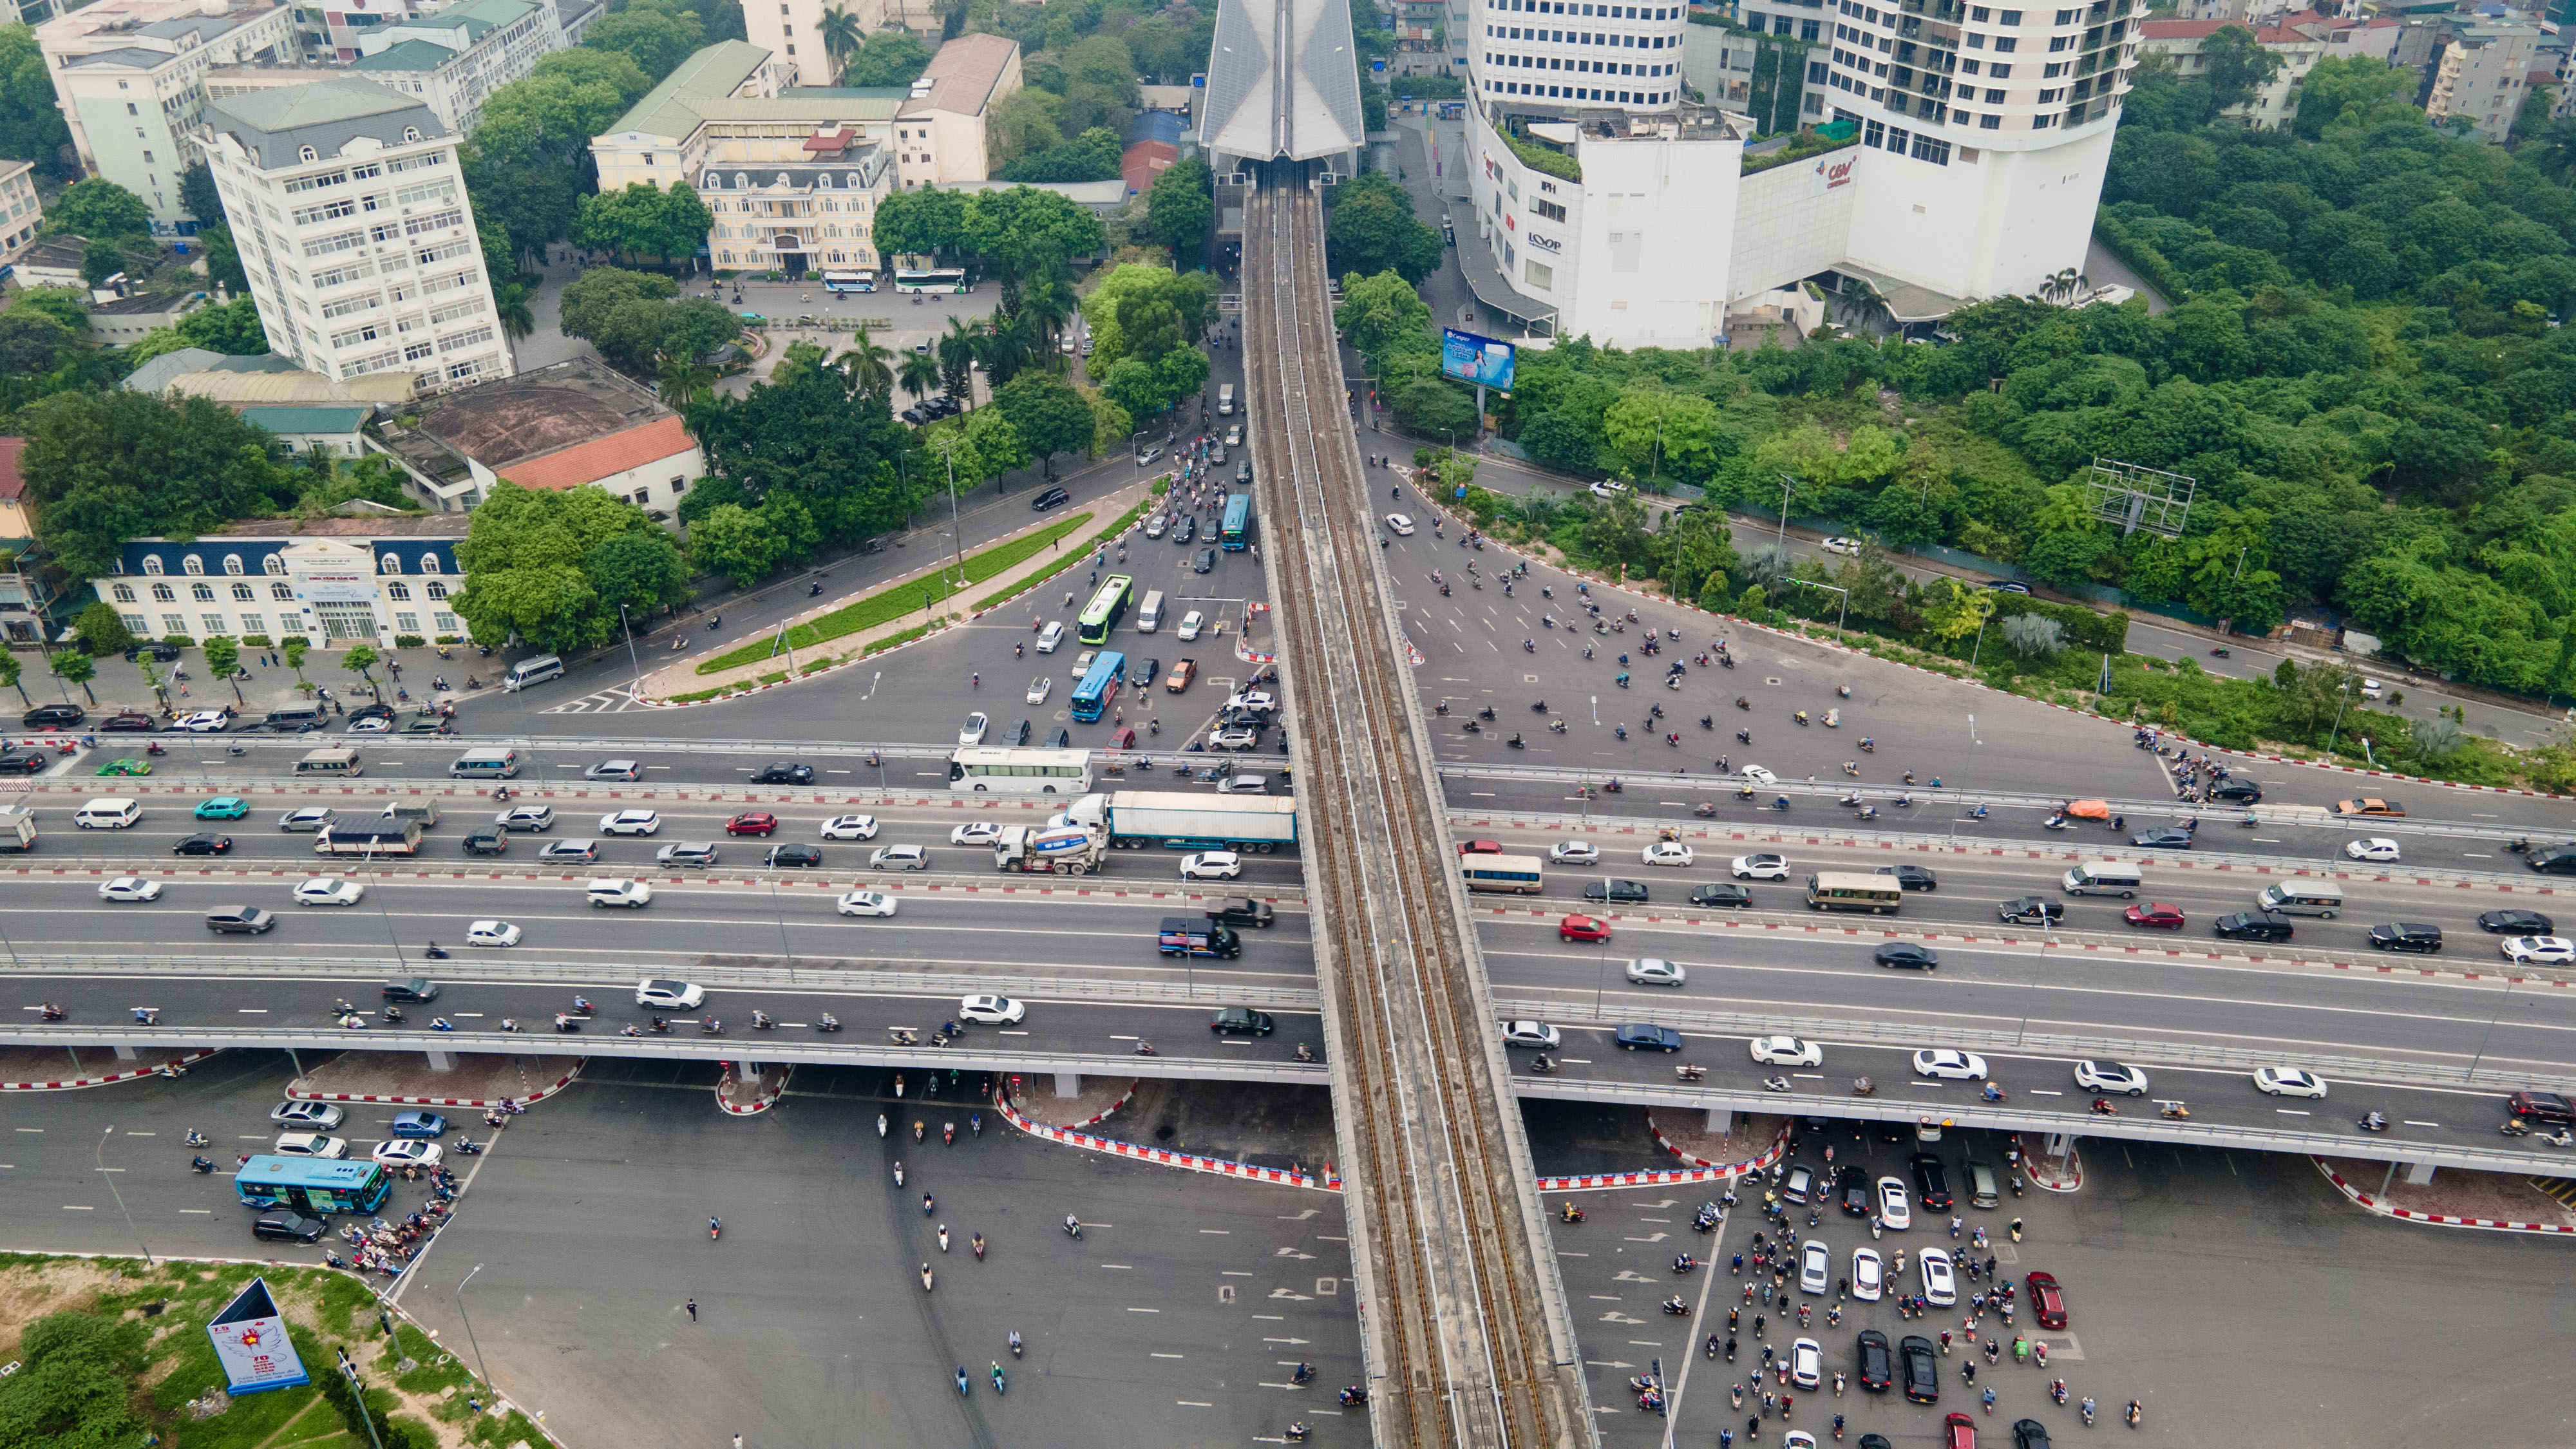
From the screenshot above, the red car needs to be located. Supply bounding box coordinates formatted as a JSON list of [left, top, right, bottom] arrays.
[[724, 811, 779, 837], [1559, 913, 1611, 943], [2025, 1270, 2067, 1329], [1945, 1412, 1978, 1449], [2123, 902, 2187, 930], [1457, 840, 1504, 855]]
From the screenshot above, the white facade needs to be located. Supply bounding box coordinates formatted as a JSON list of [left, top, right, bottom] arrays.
[[38, 0, 298, 231], [197, 77, 513, 393]]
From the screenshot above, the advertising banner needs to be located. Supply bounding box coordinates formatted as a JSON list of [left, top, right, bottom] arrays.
[[206, 1279, 312, 1395]]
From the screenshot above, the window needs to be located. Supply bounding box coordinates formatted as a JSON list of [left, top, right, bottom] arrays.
[[111, 583, 136, 603], [386, 582, 412, 601]]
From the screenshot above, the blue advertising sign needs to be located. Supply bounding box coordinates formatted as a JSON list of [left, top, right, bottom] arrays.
[[1441, 328, 1516, 391]]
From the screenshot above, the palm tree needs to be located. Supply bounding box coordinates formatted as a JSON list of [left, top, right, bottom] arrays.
[[898, 350, 940, 408], [835, 323, 895, 395], [819, 7, 863, 80]]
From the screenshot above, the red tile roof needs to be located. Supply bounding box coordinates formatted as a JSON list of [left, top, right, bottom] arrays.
[[0, 437, 24, 503], [498, 415, 697, 492]]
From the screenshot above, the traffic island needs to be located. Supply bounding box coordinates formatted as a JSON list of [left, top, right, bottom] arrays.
[[287, 1051, 582, 1107], [2313, 1156, 2576, 1235], [0, 1044, 220, 1090]]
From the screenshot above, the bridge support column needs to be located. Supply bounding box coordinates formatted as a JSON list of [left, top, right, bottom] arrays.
[[112, 1043, 138, 1061], [423, 1050, 454, 1072], [1053, 1073, 1081, 1099], [1707, 1107, 1731, 1135]]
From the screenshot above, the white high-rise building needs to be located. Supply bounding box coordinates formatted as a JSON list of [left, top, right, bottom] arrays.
[[196, 77, 514, 393]]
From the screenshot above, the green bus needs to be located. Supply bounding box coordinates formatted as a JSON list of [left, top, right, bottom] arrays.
[[235, 1155, 392, 1216], [1079, 574, 1133, 645]]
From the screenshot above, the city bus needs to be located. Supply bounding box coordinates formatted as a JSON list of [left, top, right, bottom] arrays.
[[1070, 650, 1126, 724], [1459, 853, 1546, 894], [1220, 494, 1254, 551], [1805, 871, 1907, 914], [949, 746, 1094, 795], [234, 1155, 392, 1216], [822, 269, 875, 294], [1079, 574, 1134, 645], [895, 267, 969, 294]]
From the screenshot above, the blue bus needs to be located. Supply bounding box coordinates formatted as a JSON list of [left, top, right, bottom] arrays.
[[1221, 494, 1254, 551], [1070, 650, 1126, 723], [235, 1155, 392, 1216]]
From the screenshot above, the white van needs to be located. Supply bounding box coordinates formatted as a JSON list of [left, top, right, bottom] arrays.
[[75, 797, 142, 829], [2061, 861, 2143, 898], [1218, 383, 1235, 415], [450, 747, 522, 779], [1136, 590, 1166, 632], [295, 746, 365, 777], [2257, 880, 2345, 918], [502, 655, 564, 692]]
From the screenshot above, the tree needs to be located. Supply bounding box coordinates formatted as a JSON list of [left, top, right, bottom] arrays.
[[201, 634, 243, 705], [992, 372, 1095, 477], [583, 0, 703, 82], [0, 24, 72, 176], [846, 30, 931, 86], [50, 650, 95, 704], [688, 502, 789, 587], [44, 178, 151, 240], [71, 601, 137, 658], [1142, 155, 1214, 259], [1327, 172, 1441, 283], [2197, 24, 2284, 115]]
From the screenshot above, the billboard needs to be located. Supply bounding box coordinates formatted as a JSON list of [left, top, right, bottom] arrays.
[[1441, 328, 1515, 392], [207, 1279, 312, 1396]]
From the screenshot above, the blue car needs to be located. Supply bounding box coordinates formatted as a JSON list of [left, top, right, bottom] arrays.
[[389, 1111, 448, 1139], [1615, 1024, 1684, 1052]]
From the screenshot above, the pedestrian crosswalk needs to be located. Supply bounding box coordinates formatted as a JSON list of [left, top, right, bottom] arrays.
[[540, 689, 648, 714], [2527, 1176, 2576, 1210]]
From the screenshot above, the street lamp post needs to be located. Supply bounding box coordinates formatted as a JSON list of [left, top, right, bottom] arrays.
[[97, 1126, 155, 1266]]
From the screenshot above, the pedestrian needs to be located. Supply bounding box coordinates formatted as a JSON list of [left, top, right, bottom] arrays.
[[686, 1298, 697, 1321]]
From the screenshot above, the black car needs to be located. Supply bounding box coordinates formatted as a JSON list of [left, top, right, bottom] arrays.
[[2212, 910, 2293, 943], [0, 752, 50, 775], [767, 844, 824, 868], [1836, 1164, 1871, 1217], [1031, 486, 1072, 511], [251, 1211, 328, 1244], [1899, 1334, 1939, 1402], [382, 978, 440, 1003], [1998, 896, 2062, 925], [1584, 879, 1649, 904], [173, 833, 233, 856], [462, 826, 507, 857], [2207, 779, 2262, 804], [1873, 942, 1938, 971], [2012, 1419, 2054, 1449], [1210, 1006, 1275, 1036], [750, 762, 814, 785], [124, 641, 182, 663], [2131, 827, 2195, 849], [1689, 882, 1754, 908], [2479, 908, 2555, 935], [21, 705, 82, 728], [1877, 864, 1938, 892], [1194, 547, 1217, 574], [2367, 922, 2443, 953], [1855, 1329, 1893, 1392], [1909, 1151, 1954, 1211], [100, 712, 160, 732]]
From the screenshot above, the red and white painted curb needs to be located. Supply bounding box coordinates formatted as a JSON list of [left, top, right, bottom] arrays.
[[998, 1088, 1341, 1191], [0, 1047, 221, 1092], [287, 1062, 582, 1109], [716, 1061, 792, 1115], [1539, 1115, 1792, 1192], [2016, 1134, 2081, 1193], [2313, 1158, 2576, 1235]]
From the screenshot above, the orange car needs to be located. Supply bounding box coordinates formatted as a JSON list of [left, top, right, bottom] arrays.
[[1559, 914, 1612, 943], [2334, 797, 2405, 817]]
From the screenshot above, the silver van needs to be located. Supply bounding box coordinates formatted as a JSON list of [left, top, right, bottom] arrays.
[[2257, 881, 2344, 918], [450, 747, 522, 779], [2061, 861, 2143, 898], [502, 655, 564, 692]]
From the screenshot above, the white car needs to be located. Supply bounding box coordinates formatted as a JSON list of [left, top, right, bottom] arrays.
[[836, 890, 898, 918], [1790, 1336, 1823, 1390], [950, 822, 1003, 846], [1025, 675, 1053, 705], [1177, 610, 1206, 641], [1625, 957, 1686, 987], [2345, 837, 2401, 863], [1642, 841, 1694, 867], [466, 920, 522, 948], [1549, 841, 1601, 865], [97, 876, 163, 903], [1820, 535, 1863, 557], [1748, 1035, 1821, 1068], [177, 709, 232, 733], [959, 712, 990, 746], [958, 992, 1025, 1025], [1919, 1247, 1957, 1307], [2503, 935, 2576, 965], [1180, 851, 1242, 881], [587, 878, 652, 909], [1850, 1247, 1884, 1302], [2074, 1059, 2148, 1096], [1875, 1177, 1911, 1229], [820, 814, 881, 840], [869, 845, 930, 871], [1035, 621, 1066, 654], [1500, 1019, 1561, 1049], [1738, 764, 1777, 785], [1799, 1239, 1831, 1294], [2253, 1065, 2327, 1099], [370, 1140, 442, 1168], [1732, 853, 1790, 881], [1385, 513, 1416, 536], [636, 978, 705, 1010], [277, 806, 336, 833], [292, 878, 366, 907], [1911, 1048, 1987, 1081], [598, 810, 661, 837]]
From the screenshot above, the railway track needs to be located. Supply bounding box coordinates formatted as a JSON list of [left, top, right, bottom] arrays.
[[1243, 168, 1588, 1448]]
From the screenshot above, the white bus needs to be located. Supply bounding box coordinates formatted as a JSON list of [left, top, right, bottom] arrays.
[[949, 746, 1093, 795], [895, 267, 969, 294], [1460, 853, 1546, 895], [822, 269, 875, 294], [1805, 871, 1906, 914]]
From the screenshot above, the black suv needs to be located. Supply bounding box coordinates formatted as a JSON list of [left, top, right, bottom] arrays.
[[2213, 910, 2293, 943], [750, 762, 813, 785], [1031, 486, 1072, 511], [1584, 879, 1649, 904], [1909, 1151, 1954, 1211], [2207, 779, 2263, 804], [2367, 922, 2443, 953], [20, 705, 82, 728], [1998, 896, 2062, 925]]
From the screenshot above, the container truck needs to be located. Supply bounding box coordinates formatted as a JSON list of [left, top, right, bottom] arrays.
[[1064, 791, 1297, 852], [994, 824, 1106, 874]]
